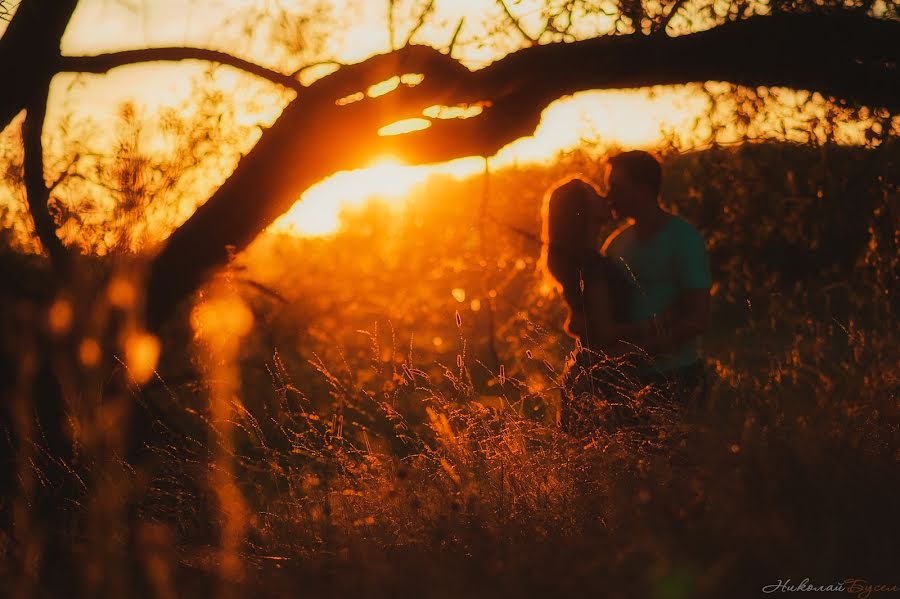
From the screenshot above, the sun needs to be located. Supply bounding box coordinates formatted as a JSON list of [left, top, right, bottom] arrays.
[[273, 153, 486, 237], [273, 155, 416, 237]]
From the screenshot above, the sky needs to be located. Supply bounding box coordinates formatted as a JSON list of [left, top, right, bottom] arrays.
[[0, 0, 879, 237]]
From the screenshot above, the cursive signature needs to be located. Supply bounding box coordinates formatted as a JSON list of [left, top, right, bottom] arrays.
[[762, 578, 898, 598]]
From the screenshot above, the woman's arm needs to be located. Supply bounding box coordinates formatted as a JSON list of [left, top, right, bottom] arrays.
[[629, 289, 711, 355], [582, 280, 652, 351]]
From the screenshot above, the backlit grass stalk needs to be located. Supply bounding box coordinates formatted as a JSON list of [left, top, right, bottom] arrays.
[[191, 280, 254, 590]]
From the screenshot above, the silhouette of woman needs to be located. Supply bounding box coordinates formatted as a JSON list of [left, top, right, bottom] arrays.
[[539, 176, 648, 436]]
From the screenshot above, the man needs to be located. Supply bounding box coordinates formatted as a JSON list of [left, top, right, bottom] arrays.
[[600, 150, 713, 407]]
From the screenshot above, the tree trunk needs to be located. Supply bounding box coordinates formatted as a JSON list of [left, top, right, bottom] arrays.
[[0, 0, 79, 133]]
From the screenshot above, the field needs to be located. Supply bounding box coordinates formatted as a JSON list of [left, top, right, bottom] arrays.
[[1, 140, 898, 598]]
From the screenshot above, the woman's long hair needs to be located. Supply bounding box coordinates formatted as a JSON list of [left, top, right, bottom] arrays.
[[539, 176, 632, 342], [539, 176, 601, 298]]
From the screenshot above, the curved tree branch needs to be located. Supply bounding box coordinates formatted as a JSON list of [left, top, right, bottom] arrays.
[[23, 82, 70, 273], [144, 11, 899, 331], [58, 47, 305, 93], [0, 0, 79, 134]]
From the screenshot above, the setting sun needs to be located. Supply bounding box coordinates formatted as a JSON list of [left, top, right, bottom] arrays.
[[1, 0, 876, 245], [274, 154, 485, 236], [273, 86, 708, 237]]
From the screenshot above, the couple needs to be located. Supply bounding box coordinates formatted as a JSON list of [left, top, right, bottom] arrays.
[[540, 150, 712, 436]]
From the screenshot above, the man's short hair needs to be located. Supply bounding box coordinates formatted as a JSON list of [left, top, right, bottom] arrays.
[[608, 150, 662, 197]]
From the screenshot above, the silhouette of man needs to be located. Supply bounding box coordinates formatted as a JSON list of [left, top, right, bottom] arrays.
[[600, 151, 712, 407]]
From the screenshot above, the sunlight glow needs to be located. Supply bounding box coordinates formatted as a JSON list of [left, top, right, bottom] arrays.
[[336, 92, 365, 106], [367, 74, 424, 98], [274, 155, 484, 236], [48, 299, 74, 336], [367, 76, 401, 98], [276, 87, 708, 238], [21, 0, 882, 246], [423, 104, 486, 120], [125, 332, 161, 384], [378, 118, 432, 136]]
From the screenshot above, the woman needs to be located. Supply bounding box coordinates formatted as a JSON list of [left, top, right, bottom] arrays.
[[540, 176, 654, 436]]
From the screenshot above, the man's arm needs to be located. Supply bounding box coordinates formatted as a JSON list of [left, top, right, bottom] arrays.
[[639, 289, 710, 354], [638, 222, 712, 355], [580, 281, 654, 352]]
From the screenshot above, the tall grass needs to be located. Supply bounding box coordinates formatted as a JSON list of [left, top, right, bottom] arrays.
[[0, 140, 897, 597]]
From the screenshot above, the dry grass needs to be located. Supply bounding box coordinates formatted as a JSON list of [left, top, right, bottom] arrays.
[[0, 141, 897, 598]]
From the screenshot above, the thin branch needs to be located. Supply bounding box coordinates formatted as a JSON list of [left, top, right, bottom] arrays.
[[497, 0, 537, 45], [404, 0, 435, 47], [22, 81, 69, 273], [47, 152, 81, 193], [237, 278, 289, 304], [655, 0, 690, 36], [448, 18, 465, 55], [388, 0, 396, 51], [49, 171, 92, 192], [58, 47, 305, 93], [0, 1, 13, 22]]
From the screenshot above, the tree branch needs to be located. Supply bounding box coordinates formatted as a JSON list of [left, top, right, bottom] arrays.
[[47, 153, 82, 193], [22, 82, 69, 273], [0, 0, 79, 133], [138, 11, 899, 330], [58, 47, 305, 93], [448, 18, 465, 55]]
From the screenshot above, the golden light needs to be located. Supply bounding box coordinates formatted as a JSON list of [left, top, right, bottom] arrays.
[[191, 294, 255, 341], [367, 76, 402, 98], [48, 298, 73, 335], [336, 92, 365, 106], [274, 86, 707, 238], [78, 337, 102, 368], [29, 0, 880, 249], [107, 277, 137, 309], [401, 74, 425, 86], [378, 118, 432, 136], [367, 74, 424, 98], [275, 155, 484, 236], [423, 104, 485, 120], [125, 331, 161, 384]]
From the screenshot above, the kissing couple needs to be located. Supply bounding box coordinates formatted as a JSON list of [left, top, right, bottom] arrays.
[[540, 150, 713, 436]]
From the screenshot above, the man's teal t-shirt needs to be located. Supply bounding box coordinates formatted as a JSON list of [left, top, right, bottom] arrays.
[[603, 215, 712, 373]]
